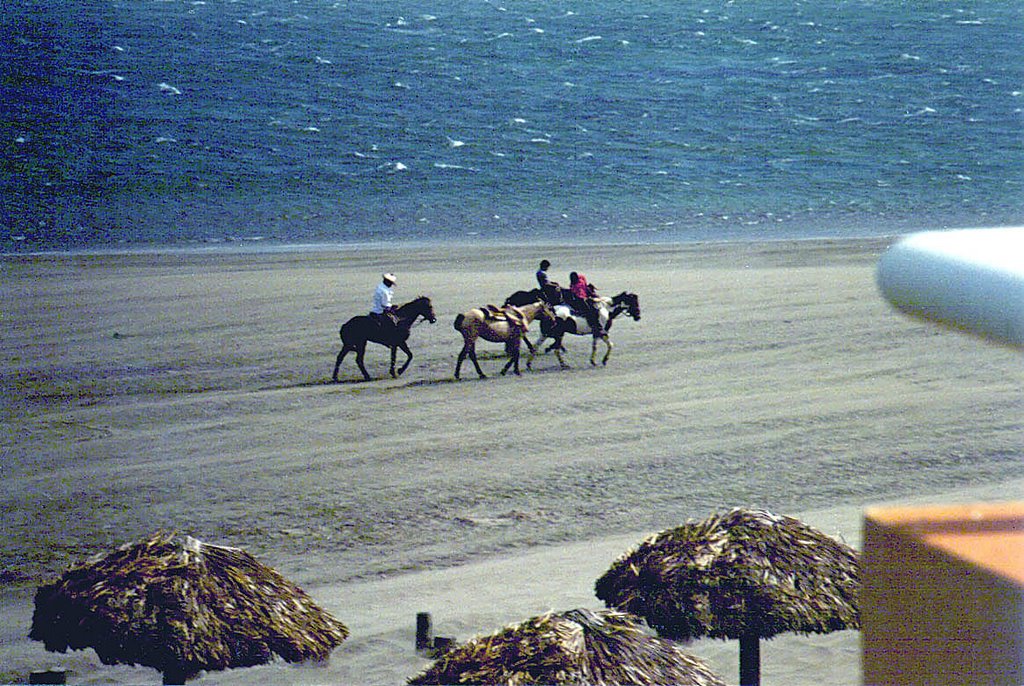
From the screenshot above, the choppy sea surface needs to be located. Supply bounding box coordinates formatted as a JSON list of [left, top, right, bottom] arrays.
[[2, 0, 1022, 252]]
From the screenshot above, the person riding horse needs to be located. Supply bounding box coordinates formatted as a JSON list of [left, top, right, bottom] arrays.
[[371, 272, 398, 333], [568, 271, 605, 337], [536, 259, 561, 305]]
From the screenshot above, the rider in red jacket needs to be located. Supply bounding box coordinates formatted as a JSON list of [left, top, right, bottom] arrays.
[[569, 272, 605, 336]]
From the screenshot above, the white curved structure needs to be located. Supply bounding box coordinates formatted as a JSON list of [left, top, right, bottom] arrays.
[[876, 227, 1024, 349]]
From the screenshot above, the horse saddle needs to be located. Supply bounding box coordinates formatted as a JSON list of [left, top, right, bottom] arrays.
[[482, 304, 528, 330], [371, 312, 398, 329]]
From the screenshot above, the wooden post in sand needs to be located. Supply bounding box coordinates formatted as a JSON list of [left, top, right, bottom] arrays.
[[739, 634, 760, 686], [29, 671, 66, 685], [416, 612, 434, 653]]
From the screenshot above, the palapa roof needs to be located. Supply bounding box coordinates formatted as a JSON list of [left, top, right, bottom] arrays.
[[30, 532, 349, 681], [408, 607, 725, 686], [595, 508, 860, 641]]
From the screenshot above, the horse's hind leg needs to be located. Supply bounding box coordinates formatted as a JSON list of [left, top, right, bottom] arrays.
[[590, 335, 612, 366], [455, 346, 466, 379], [354, 343, 372, 381], [456, 342, 486, 379], [332, 348, 347, 382], [333, 344, 354, 382]]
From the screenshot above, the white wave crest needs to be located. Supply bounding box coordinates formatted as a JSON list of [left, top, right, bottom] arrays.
[[433, 163, 479, 172]]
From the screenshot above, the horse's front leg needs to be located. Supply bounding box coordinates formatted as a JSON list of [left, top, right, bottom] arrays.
[[588, 333, 612, 366], [469, 345, 487, 378], [501, 338, 521, 376], [389, 345, 399, 378], [545, 333, 565, 353], [525, 333, 538, 370], [396, 342, 413, 376]]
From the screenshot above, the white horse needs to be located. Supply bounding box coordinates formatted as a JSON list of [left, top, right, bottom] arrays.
[[535, 291, 641, 367]]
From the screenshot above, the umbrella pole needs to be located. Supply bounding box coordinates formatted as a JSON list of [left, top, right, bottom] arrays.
[[162, 667, 187, 685], [739, 634, 760, 686]]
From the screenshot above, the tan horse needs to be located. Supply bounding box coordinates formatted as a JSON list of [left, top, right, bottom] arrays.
[[453, 300, 555, 379]]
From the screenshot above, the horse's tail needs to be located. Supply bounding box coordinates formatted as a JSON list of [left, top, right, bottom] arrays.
[[453, 313, 465, 331]]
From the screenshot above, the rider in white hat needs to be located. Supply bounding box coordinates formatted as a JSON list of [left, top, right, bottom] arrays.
[[370, 273, 397, 331]]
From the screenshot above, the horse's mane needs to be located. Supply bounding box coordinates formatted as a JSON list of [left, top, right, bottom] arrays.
[[611, 291, 638, 303], [397, 295, 429, 309]]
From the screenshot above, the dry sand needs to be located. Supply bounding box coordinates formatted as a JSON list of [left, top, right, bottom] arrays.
[[1, 239, 1021, 684]]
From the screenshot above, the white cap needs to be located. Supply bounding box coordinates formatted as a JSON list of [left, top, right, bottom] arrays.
[[382, 273, 396, 284]]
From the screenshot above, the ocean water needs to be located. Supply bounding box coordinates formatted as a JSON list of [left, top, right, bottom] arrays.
[[2, 0, 1022, 251]]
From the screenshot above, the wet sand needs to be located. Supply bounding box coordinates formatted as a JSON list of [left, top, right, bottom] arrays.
[[1, 239, 1021, 684]]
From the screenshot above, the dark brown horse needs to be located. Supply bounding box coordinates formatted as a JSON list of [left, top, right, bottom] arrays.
[[504, 285, 564, 307], [332, 296, 436, 381]]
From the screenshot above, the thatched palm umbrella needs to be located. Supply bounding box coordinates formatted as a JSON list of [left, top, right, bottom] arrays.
[[595, 508, 860, 686], [29, 532, 349, 684], [408, 607, 726, 686]]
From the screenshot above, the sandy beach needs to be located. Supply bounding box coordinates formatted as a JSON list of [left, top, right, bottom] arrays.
[[1, 239, 1021, 684]]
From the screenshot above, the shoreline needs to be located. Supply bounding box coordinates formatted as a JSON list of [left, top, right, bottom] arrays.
[[4, 223, 1022, 258], [2, 235, 896, 260]]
